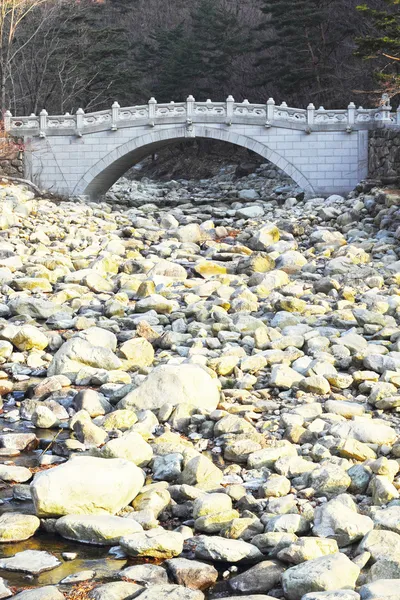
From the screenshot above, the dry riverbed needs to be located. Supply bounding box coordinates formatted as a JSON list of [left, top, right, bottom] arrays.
[[0, 165, 398, 599]]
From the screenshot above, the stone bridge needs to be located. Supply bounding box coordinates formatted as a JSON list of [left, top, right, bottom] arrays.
[[4, 96, 400, 199]]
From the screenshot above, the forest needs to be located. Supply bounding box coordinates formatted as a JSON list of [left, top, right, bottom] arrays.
[[0, 0, 399, 116]]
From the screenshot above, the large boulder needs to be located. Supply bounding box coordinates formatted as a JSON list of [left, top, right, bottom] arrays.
[[282, 553, 359, 600], [118, 364, 220, 411], [31, 456, 144, 517], [47, 337, 122, 382]]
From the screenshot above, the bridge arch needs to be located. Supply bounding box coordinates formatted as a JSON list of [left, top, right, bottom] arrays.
[[73, 126, 315, 199]]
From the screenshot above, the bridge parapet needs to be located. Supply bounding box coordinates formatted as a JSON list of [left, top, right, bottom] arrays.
[[4, 96, 400, 138]]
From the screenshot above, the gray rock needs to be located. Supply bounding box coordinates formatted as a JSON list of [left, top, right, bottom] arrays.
[[192, 535, 263, 563], [120, 528, 184, 559], [12, 587, 64, 600], [119, 364, 220, 412], [166, 557, 218, 590], [0, 550, 61, 574], [282, 553, 360, 600], [228, 559, 285, 594], [55, 514, 142, 545]]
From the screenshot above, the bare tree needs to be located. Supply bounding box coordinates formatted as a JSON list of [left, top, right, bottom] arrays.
[[0, 0, 52, 114]]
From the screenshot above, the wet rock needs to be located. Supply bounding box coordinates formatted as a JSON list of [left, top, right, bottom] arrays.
[[0, 513, 40, 542], [55, 514, 143, 545], [0, 550, 61, 574]]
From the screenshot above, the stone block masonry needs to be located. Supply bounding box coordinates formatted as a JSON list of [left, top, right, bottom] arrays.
[[369, 129, 400, 183]]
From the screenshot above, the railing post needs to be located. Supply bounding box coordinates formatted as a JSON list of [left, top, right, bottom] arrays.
[[307, 103, 315, 126], [226, 95, 234, 124], [76, 108, 84, 137], [186, 95, 195, 120], [3, 110, 12, 132], [111, 101, 120, 130], [148, 97, 156, 124], [266, 98, 275, 124], [347, 102, 356, 126], [39, 109, 48, 138], [377, 93, 392, 123]]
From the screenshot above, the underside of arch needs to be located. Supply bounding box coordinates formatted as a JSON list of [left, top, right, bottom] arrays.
[[74, 126, 315, 200]]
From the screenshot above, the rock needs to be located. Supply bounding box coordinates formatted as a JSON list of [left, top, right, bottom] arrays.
[[55, 514, 143, 545], [119, 564, 168, 585], [12, 588, 64, 600], [192, 535, 263, 563], [72, 389, 112, 417], [0, 513, 40, 542], [302, 593, 360, 600], [165, 557, 218, 590], [119, 364, 220, 411], [359, 580, 400, 599], [373, 506, 400, 534], [120, 528, 184, 559], [308, 465, 351, 498], [282, 553, 360, 600], [0, 433, 37, 450], [133, 585, 204, 600], [32, 406, 59, 429], [31, 456, 144, 516], [88, 582, 143, 600], [47, 337, 122, 382], [358, 530, 400, 562], [101, 432, 153, 466], [0, 464, 31, 482], [119, 337, 154, 367], [227, 560, 285, 594], [0, 550, 61, 574], [179, 454, 223, 488], [278, 538, 339, 564], [313, 495, 373, 547]]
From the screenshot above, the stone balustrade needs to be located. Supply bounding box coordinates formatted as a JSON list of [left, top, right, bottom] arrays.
[[4, 96, 400, 138]]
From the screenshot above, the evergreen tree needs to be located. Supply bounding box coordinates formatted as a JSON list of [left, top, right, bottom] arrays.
[[356, 0, 400, 99], [255, 0, 356, 106], [137, 0, 247, 102]]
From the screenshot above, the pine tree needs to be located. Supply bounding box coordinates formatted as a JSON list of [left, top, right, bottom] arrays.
[[137, 0, 247, 102], [255, 0, 355, 106], [356, 0, 400, 99]]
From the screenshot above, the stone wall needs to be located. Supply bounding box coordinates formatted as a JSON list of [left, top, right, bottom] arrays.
[[369, 129, 400, 184], [0, 139, 23, 178]]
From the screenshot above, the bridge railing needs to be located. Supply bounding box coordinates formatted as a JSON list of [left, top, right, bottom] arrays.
[[4, 96, 400, 137]]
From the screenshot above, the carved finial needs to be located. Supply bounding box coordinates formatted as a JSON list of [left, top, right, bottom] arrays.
[[281, 102, 288, 107], [380, 93, 390, 107], [242, 99, 249, 104], [76, 108, 84, 114], [348, 102, 356, 108], [226, 95, 235, 102], [318, 106, 325, 111], [206, 99, 212, 103], [40, 109, 48, 116], [112, 101, 120, 108], [148, 97, 156, 104], [187, 95, 195, 102], [307, 103, 315, 110], [4, 110, 12, 117], [267, 98, 275, 105]]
